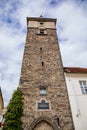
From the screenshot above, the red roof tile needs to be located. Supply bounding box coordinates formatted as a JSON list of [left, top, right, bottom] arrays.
[[64, 67, 87, 73]]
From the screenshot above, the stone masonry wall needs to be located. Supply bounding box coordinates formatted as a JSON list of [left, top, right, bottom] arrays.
[[19, 25, 74, 130]]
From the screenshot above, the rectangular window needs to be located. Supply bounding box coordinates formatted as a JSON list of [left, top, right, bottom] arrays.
[[39, 86, 47, 95], [79, 81, 87, 94], [40, 89, 47, 95], [37, 29, 47, 35], [40, 30, 44, 34], [40, 22, 44, 25]]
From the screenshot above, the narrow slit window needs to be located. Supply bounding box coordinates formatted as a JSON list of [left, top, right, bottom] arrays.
[[57, 118, 60, 126], [40, 47, 42, 51], [42, 61, 44, 67]]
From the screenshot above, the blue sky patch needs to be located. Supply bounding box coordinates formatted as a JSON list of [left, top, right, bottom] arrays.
[[15, 22, 21, 29], [49, 0, 63, 6], [7, 18, 12, 24], [50, 0, 58, 5]]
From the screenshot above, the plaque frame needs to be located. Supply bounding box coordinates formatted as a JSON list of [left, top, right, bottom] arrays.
[[36, 98, 51, 111]]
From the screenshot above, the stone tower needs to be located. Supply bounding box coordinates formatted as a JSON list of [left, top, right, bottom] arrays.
[[19, 17, 74, 130]]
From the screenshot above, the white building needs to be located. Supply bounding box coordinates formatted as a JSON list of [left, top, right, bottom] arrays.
[[64, 67, 87, 130]]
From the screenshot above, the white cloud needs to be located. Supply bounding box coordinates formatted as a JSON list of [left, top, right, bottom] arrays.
[[0, 0, 87, 106], [46, 0, 87, 67]]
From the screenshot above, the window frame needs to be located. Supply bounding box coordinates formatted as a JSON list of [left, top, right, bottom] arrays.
[[40, 29, 45, 34], [39, 86, 47, 95], [79, 80, 87, 94], [40, 22, 44, 25]]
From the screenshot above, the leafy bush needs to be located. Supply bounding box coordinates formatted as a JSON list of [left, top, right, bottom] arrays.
[[3, 88, 23, 130]]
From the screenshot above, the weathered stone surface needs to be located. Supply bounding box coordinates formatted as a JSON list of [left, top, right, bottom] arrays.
[[19, 17, 74, 130]]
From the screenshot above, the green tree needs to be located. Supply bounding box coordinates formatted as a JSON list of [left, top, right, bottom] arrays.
[[3, 88, 23, 130]]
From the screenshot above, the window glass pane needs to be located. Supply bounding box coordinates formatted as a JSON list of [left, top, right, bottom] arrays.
[[40, 30, 44, 34], [40, 87, 47, 95], [40, 22, 44, 25], [79, 81, 87, 94], [40, 89, 46, 94]]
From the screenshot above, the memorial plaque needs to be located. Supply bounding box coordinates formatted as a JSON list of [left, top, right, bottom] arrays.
[[37, 99, 50, 110]]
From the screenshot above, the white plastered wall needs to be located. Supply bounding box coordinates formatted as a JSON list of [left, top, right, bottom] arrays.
[[65, 73, 87, 130]]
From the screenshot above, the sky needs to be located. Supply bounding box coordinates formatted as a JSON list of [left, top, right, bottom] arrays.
[[0, 0, 87, 106]]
